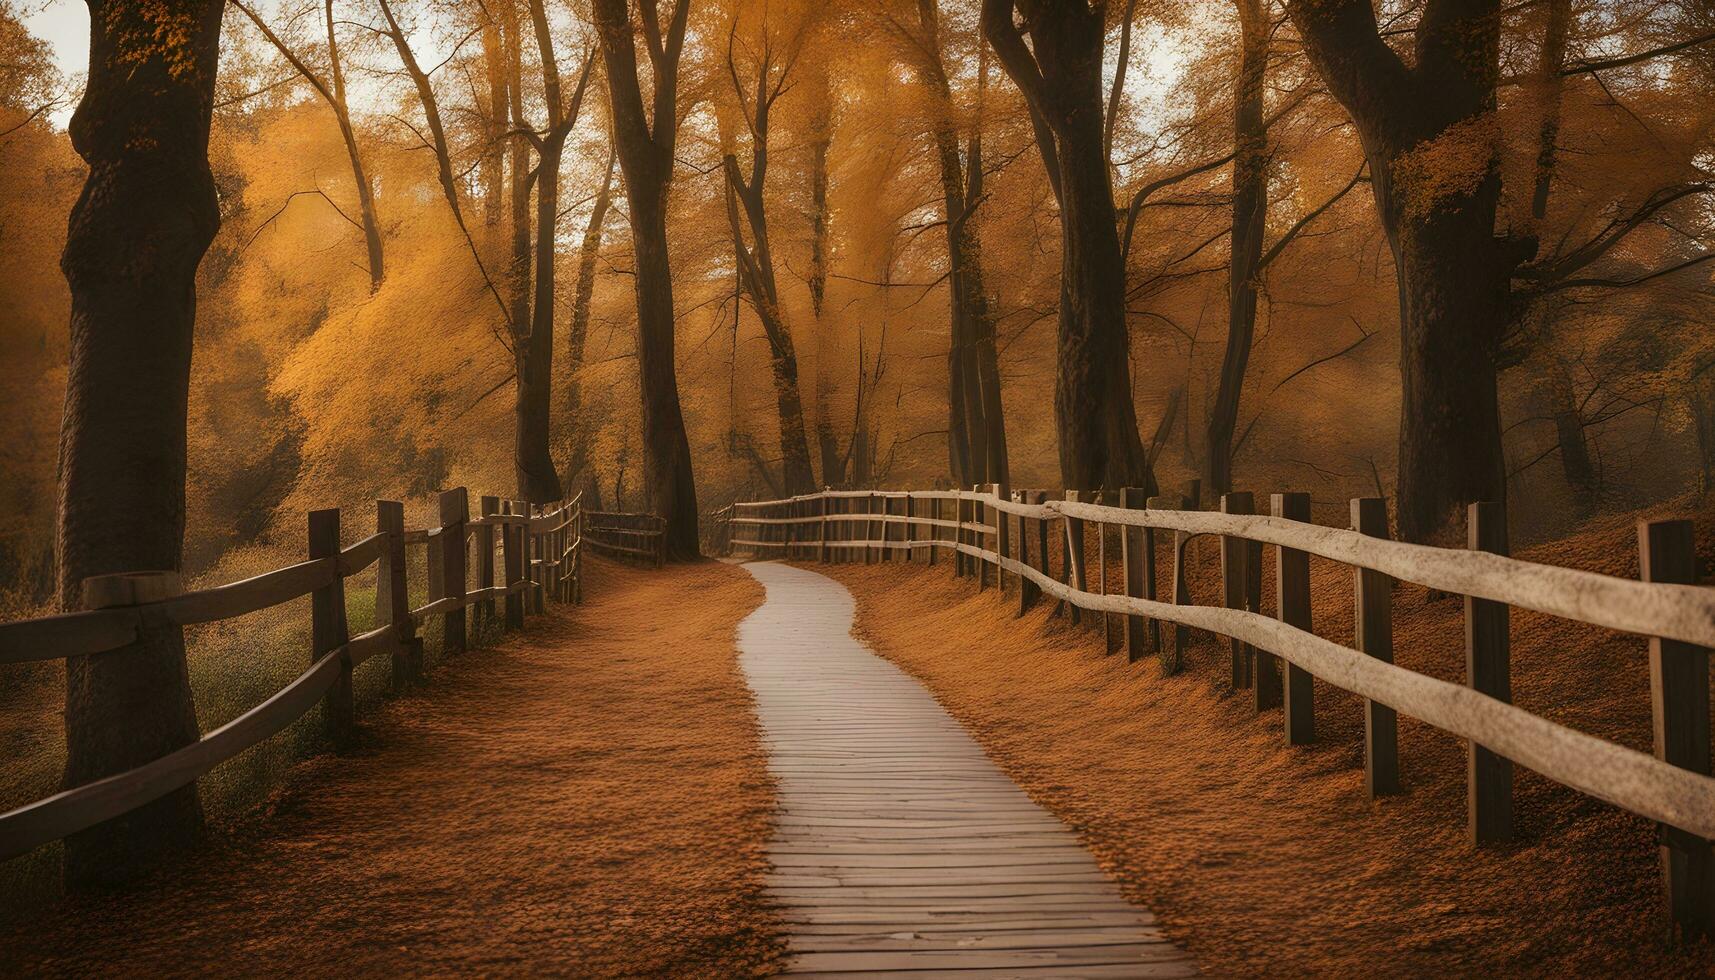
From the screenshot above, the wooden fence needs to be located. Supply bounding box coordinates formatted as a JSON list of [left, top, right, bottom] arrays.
[[583, 510, 667, 567], [728, 484, 1715, 940], [0, 488, 635, 862]]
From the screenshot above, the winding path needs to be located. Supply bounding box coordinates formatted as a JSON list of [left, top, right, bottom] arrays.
[[736, 561, 1196, 978]]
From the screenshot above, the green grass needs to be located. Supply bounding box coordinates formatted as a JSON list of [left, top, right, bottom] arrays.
[[0, 541, 515, 920]]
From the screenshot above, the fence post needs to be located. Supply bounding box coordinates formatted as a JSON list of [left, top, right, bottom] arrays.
[[656, 515, 667, 568], [502, 502, 525, 630], [978, 485, 998, 591], [904, 492, 916, 563], [1062, 490, 1087, 625], [955, 491, 967, 577], [1352, 497, 1400, 798], [818, 493, 830, 563], [529, 503, 546, 612], [437, 489, 469, 653], [309, 508, 354, 748], [1221, 492, 1255, 690], [376, 500, 418, 690], [1015, 491, 1038, 613], [1465, 501, 1514, 844], [1154, 494, 1188, 676], [1271, 493, 1314, 745], [996, 482, 1011, 593], [1640, 518, 1712, 941], [477, 496, 499, 632], [1097, 495, 1112, 648], [574, 502, 584, 602], [1032, 491, 1050, 600], [1120, 487, 1149, 661]]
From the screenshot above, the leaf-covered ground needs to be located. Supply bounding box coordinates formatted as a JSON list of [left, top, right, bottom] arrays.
[[822, 506, 1715, 976], [0, 557, 784, 977]]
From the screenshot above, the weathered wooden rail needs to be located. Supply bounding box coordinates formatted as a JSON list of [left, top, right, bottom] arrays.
[[728, 485, 1715, 940], [0, 488, 657, 862], [583, 510, 666, 567]]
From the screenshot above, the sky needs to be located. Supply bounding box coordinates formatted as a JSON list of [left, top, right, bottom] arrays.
[[22, 1, 83, 125]]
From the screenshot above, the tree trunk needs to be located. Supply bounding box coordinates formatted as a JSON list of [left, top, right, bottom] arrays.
[[481, 13, 507, 228], [1206, 0, 1268, 496], [517, 130, 565, 504], [562, 150, 615, 507], [56, 0, 225, 887], [1287, 0, 1511, 542], [983, 0, 1151, 494], [1056, 113, 1152, 493], [504, 2, 531, 336], [324, 0, 382, 291], [1382, 175, 1510, 540], [594, 0, 698, 556], [919, 0, 1007, 489], [807, 75, 842, 488], [629, 189, 700, 555]]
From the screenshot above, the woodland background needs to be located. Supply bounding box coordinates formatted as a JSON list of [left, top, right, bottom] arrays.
[[0, 0, 1712, 608]]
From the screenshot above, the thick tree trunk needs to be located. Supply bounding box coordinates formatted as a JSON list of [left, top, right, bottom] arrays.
[[984, 0, 1150, 494], [57, 0, 225, 887], [1206, 0, 1267, 496], [1287, 0, 1511, 542], [517, 133, 564, 504], [1380, 171, 1510, 541], [594, 0, 698, 556], [629, 190, 700, 555], [1057, 117, 1152, 493]]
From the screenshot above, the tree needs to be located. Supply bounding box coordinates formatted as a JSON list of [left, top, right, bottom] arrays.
[[234, 0, 385, 291], [1283, 0, 1516, 541], [982, 0, 1154, 494], [891, 0, 1008, 490], [562, 147, 617, 507], [56, 0, 226, 887], [723, 17, 817, 497], [593, 0, 700, 557], [1205, 0, 1266, 496], [511, 0, 595, 504], [804, 61, 843, 486]]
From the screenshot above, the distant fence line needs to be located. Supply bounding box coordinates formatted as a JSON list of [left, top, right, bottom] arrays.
[[0, 489, 657, 864], [722, 484, 1715, 941]]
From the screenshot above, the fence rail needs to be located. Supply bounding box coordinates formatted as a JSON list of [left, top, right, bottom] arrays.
[[728, 483, 1715, 940], [583, 510, 667, 567], [0, 489, 664, 863]]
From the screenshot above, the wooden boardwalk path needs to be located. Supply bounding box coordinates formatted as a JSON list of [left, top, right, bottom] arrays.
[[736, 561, 1197, 978]]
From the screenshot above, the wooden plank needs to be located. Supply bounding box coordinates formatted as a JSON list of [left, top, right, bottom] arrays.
[[376, 500, 419, 689], [735, 560, 1194, 976], [309, 509, 354, 748], [1221, 492, 1254, 690], [1640, 518, 1713, 941], [1466, 501, 1513, 845], [0, 653, 343, 861], [1272, 492, 1314, 745], [1353, 497, 1400, 798], [1121, 487, 1148, 662]]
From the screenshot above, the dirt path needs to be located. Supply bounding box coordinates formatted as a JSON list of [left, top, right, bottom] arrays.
[[0, 558, 784, 978], [736, 560, 1194, 977]]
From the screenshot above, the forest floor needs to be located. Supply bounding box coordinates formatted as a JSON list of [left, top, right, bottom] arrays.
[[820, 500, 1715, 977], [0, 557, 785, 978]]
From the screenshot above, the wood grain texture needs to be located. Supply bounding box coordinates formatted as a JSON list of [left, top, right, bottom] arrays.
[[735, 560, 1196, 978]]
